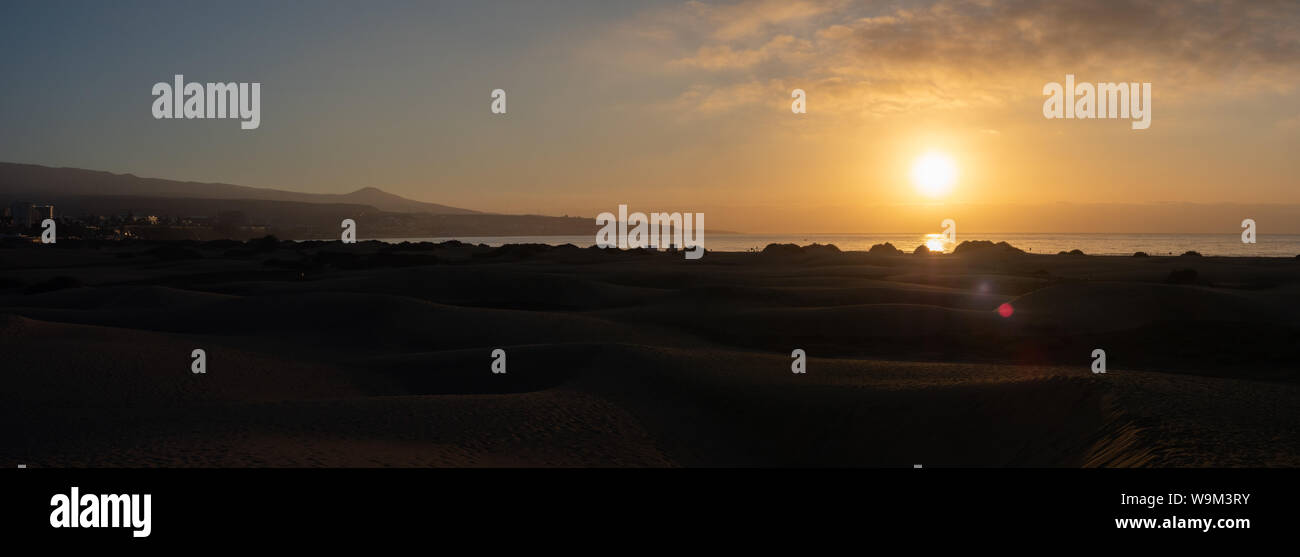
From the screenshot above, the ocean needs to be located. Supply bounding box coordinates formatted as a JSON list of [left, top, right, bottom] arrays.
[[377, 233, 1300, 257]]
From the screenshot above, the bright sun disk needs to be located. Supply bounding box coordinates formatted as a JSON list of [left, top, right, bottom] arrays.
[[911, 152, 958, 198]]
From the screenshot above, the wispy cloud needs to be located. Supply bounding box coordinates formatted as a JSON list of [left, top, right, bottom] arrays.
[[615, 0, 1300, 117]]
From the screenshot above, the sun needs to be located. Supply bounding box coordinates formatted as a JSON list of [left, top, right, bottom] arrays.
[[911, 152, 958, 198]]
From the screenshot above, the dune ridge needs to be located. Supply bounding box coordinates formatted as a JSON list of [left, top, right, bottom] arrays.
[[3, 238, 1297, 466]]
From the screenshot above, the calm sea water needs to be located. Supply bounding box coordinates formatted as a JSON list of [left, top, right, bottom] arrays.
[[378, 233, 1300, 257]]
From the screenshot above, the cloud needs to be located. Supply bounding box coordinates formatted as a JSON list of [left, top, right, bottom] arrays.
[[618, 0, 1300, 117], [685, 0, 842, 40], [664, 81, 777, 114], [1278, 113, 1300, 130], [669, 34, 814, 70]]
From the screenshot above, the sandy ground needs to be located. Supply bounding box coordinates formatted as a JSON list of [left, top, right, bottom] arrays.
[[1, 239, 1296, 466]]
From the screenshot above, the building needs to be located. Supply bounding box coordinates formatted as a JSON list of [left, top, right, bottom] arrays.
[[7, 202, 55, 228]]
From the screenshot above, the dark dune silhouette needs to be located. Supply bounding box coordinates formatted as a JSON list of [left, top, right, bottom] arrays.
[[951, 240, 1025, 256], [2, 238, 1297, 467], [868, 242, 904, 255]]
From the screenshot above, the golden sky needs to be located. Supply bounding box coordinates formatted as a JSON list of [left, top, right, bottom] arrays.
[[546, 0, 1300, 232], [3, 0, 1298, 232]]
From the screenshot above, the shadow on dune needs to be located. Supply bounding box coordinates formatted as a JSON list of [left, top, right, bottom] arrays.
[[2, 238, 1297, 466]]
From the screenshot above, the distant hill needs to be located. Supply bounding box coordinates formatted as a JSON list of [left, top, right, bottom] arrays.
[[0, 162, 615, 240], [0, 162, 742, 240], [335, 186, 479, 215], [0, 162, 480, 215]]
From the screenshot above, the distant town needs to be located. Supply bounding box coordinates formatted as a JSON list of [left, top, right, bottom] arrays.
[[3, 201, 271, 241]]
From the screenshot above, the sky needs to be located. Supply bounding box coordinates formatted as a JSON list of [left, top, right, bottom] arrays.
[[1, 0, 1298, 233]]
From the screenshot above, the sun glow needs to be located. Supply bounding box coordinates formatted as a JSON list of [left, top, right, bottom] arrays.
[[911, 152, 958, 198]]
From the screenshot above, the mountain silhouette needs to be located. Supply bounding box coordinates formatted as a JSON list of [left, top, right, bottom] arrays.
[[0, 162, 479, 215]]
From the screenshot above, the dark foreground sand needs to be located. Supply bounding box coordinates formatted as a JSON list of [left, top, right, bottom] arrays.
[[1, 239, 1297, 466]]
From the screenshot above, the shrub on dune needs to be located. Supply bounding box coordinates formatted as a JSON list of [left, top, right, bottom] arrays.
[[249, 235, 280, 253], [761, 243, 804, 256], [803, 243, 841, 255], [868, 242, 904, 255], [477, 243, 553, 259], [951, 240, 1025, 256]]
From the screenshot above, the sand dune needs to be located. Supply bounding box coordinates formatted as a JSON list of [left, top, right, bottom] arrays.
[[2, 238, 1297, 466], [1005, 282, 1286, 334]]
